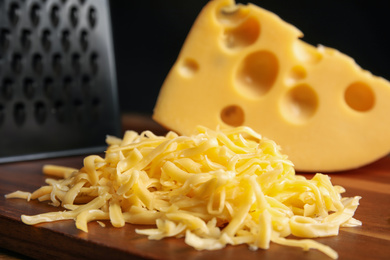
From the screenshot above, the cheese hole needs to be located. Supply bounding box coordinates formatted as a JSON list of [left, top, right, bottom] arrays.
[[179, 58, 199, 77], [223, 16, 260, 49], [236, 50, 279, 96], [344, 82, 375, 112], [286, 65, 307, 85], [294, 41, 322, 64], [221, 105, 245, 127], [217, 4, 250, 25], [282, 84, 318, 124]]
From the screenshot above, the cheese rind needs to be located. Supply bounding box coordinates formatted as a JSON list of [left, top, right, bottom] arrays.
[[153, 0, 390, 172]]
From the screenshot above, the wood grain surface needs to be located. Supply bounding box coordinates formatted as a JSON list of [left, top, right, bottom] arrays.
[[0, 114, 389, 260]]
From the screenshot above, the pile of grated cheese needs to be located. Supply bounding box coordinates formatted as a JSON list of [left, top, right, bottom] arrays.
[[6, 126, 361, 259]]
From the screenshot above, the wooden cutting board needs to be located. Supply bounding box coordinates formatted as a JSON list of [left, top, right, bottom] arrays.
[[0, 115, 389, 260]]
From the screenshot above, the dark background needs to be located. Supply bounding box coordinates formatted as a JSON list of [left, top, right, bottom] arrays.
[[110, 0, 390, 115]]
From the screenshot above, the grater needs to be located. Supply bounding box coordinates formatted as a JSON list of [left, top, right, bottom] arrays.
[[0, 0, 121, 163]]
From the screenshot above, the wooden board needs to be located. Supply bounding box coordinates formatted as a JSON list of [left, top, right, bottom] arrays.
[[0, 115, 390, 259]]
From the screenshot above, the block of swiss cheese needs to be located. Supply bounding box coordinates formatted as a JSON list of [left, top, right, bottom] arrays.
[[153, 0, 390, 172]]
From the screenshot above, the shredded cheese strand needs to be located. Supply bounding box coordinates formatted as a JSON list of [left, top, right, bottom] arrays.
[[6, 126, 361, 259]]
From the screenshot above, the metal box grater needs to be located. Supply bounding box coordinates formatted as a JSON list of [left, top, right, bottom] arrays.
[[0, 0, 121, 163]]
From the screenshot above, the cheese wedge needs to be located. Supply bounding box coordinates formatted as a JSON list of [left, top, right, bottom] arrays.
[[153, 0, 390, 172]]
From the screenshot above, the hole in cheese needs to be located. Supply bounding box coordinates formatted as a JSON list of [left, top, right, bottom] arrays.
[[282, 84, 318, 124], [222, 16, 260, 49], [286, 65, 307, 85], [236, 50, 278, 96], [216, 3, 249, 25], [344, 82, 375, 112], [221, 104, 245, 127], [179, 58, 199, 77]]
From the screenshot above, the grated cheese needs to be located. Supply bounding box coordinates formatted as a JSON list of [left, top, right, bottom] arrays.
[[6, 126, 361, 259]]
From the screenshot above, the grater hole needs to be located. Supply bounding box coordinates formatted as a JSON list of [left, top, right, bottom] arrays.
[[81, 74, 91, 95], [41, 29, 51, 51], [30, 3, 41, 27], [61, 29, 71, 52], [90, 52, 99, 75], [8, 2, 20, 25], [21, 29, 32, 51], [11, 53, 23, 74], [72, 53, 81, 74], [14, 102, 26, 126], [63, 76, 72, 97], [52, 53, 62, 75], [23, 78, 36, 99], [79, 0, 86, 5], [44, 77, 54, 98], [91, 96, 100, 120], [92, 97, 100, 106], [2, 78, 14, 100], [0, 104, 4, 126], [70, 6, 79, 27], [73, 98, 83, 122], [80, 29, 88, 51], [34, 101, 46, 124], [74, 98, 83, 107], [54, 100, 65, 122], [1, 29, 11, 55], [50, 4, 60, 27], [88, 6, 97, 28], [32, 53, 43, 74]]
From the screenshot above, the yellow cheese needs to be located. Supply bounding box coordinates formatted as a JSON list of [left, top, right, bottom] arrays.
[[7, 126, 362, 259], [153, 0, 390, 172]]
